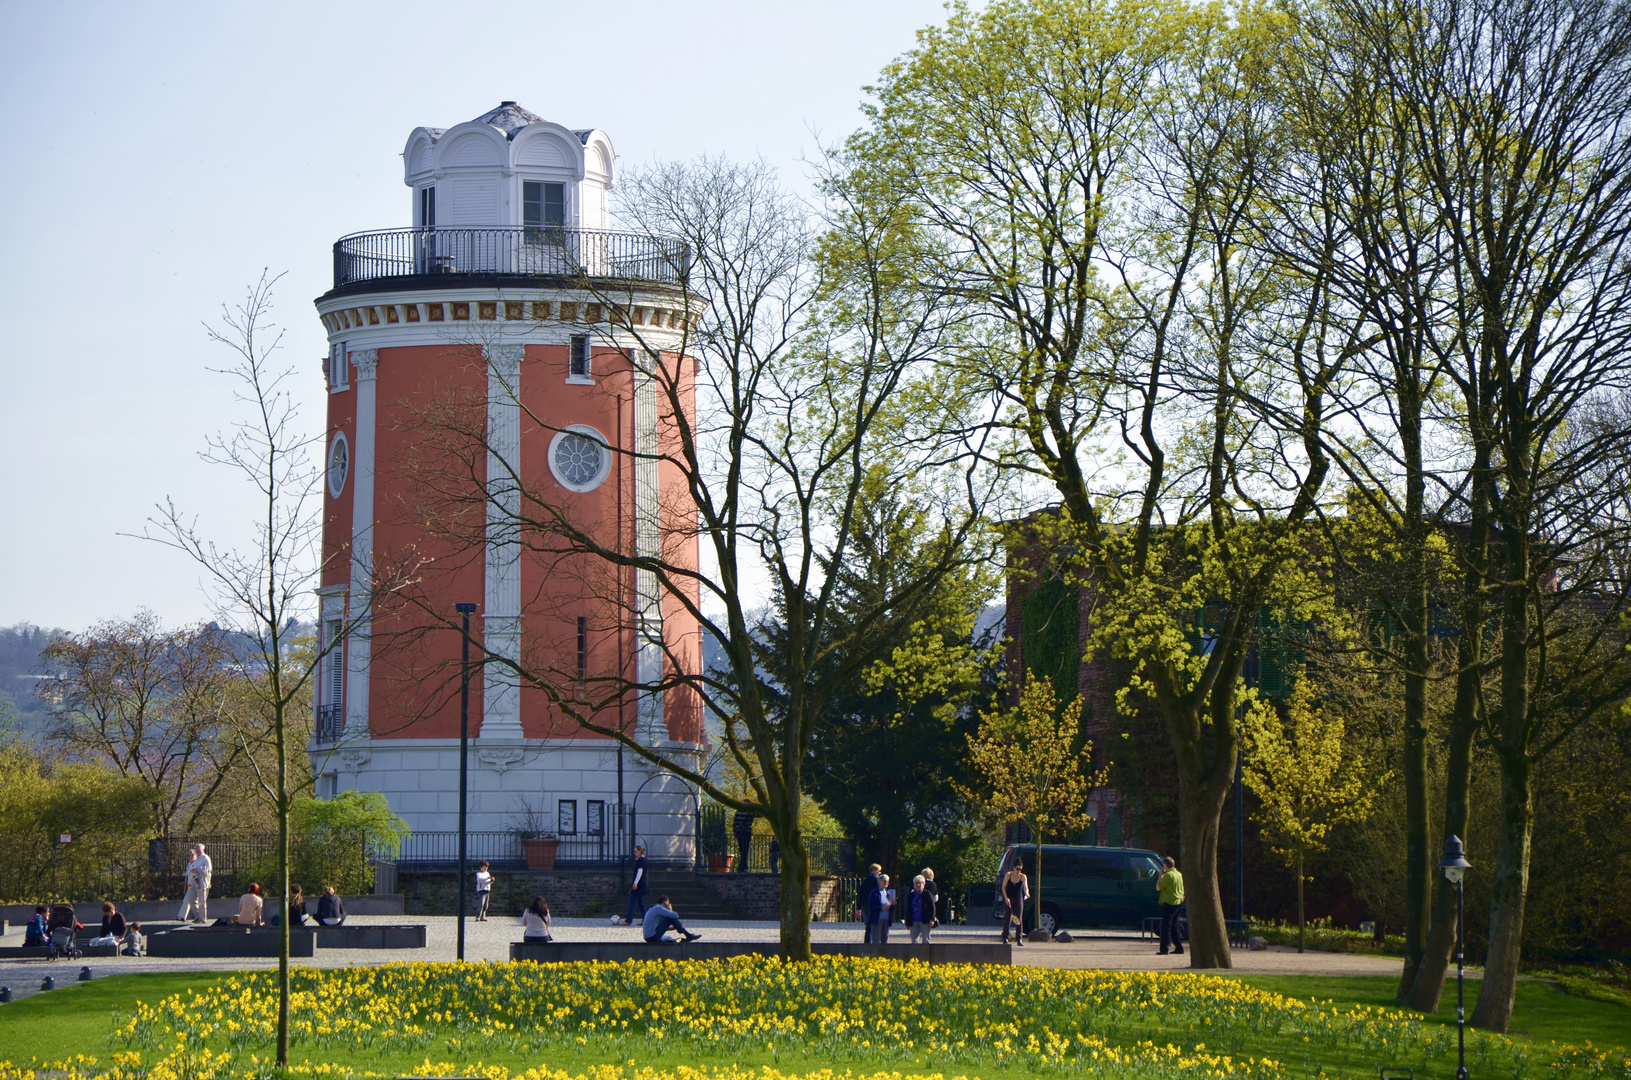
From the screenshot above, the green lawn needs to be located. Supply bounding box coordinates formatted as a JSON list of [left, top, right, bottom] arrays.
[[0, 966, 1625, 1079], [1228, 974, 1631, 1049]]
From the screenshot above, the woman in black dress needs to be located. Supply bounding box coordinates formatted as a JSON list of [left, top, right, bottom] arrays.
[[1001, 862, 1030, 945]]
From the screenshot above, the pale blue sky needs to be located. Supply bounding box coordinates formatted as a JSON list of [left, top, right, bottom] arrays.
[[0, 0, 950, 631]]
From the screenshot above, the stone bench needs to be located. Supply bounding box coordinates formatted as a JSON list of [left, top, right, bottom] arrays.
[[509, 941, 1012, 965], [313, 923, 426, 949], [147, 927, 316, 958]]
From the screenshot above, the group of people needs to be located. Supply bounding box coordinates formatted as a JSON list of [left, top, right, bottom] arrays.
[[858, 864, 941, 944], [23, 901, 143, 954], [996, 854, 1187, 953], [174, 842, 346, 929], [516, 887, 700, 945]]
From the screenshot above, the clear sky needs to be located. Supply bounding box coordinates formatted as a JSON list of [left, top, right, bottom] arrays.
[[0, 0, 950, 632]]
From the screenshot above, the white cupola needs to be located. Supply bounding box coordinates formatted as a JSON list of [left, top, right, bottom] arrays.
[[403, 102, 615, 231]]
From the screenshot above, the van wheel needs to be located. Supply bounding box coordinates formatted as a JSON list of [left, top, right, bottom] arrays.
[[1039, 905, 1061, 937]]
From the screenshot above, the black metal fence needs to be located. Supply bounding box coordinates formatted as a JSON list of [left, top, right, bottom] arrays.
[[393, 823, 631, 869], [697, 804, 856, 875], [333, 227, 690, 289]]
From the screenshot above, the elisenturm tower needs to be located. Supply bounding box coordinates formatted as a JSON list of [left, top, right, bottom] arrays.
[[310, 102, 702, 864]]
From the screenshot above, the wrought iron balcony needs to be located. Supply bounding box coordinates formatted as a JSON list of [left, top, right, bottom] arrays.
[[315, 704, 345, 744], [330, 226, 690, 293]]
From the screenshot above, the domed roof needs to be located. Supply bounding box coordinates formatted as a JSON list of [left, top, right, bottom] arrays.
[[470, 101, 546, 139]]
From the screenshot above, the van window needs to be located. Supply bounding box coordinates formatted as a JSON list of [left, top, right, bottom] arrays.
[[1079, 852, 1125, 879], [1131, 855, 1162, 881]]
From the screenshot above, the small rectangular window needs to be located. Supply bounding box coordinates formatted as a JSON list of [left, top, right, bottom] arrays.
[[557, 799, 578, 835], [524, 181, 565, 241], [420, 186, 436, 229], [569, 335, 590, 379], [328, 343, 348, 392], [326, 620, 344, 709]]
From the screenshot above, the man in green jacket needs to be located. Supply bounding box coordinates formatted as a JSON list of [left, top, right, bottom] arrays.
[[1157, 856, 1185, 956]]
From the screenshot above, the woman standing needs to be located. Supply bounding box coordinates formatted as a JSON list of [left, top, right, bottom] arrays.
[[1001, 861, 1030, 946]]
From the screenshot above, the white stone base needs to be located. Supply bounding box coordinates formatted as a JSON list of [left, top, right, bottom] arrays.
[[308, 736, 701, 864]]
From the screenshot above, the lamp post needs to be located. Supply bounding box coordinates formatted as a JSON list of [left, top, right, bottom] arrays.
[[455, 602, 479, 962], [1439, 834, 1473, 1080]]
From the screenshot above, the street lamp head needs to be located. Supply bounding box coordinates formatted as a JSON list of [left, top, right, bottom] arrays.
[[455, 603, 479, 614], [1439, 834, 1472, 882]]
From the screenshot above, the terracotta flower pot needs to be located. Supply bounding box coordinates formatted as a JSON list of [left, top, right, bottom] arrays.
[[521, 837, 560, 870], [706, 853, 735, 873]]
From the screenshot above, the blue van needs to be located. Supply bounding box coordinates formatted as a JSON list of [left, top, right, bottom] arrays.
[[991, 844, 1166, 934]]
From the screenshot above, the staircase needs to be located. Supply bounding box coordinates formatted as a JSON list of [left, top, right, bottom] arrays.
[[644, 870, 741, 921]]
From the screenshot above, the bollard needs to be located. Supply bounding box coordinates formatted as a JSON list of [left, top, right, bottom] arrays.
[[79, 965, 93, 982], [0, 986, 11, 1003], [41, 975, 55, 991]]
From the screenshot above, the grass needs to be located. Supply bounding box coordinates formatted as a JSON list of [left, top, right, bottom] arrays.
[[1228, 973, 1631, 1048], [0, 963, 1625, 1080]]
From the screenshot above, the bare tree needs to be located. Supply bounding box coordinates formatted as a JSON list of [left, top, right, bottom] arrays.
[[391, 157, 996, 958], [141, 271, 365, 1063], [38, 612, 234, 836]]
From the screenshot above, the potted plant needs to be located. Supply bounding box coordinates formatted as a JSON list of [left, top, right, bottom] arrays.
[[706, 852, 735, 873], [509, 799, 560, 871]]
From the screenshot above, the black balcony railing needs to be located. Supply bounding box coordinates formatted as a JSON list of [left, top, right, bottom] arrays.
[[315, 705, 344, 744], [392, 824, 631, 868], [332, 227, 690, 290]]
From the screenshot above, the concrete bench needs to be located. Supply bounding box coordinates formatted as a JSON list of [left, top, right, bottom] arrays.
[[147, 927, 315, 958], [509, 941, 1011, 965], [313, 923, 426, 949]]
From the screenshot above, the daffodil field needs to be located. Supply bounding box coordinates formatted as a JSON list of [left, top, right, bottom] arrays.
[[3, 958, 1627, 1080]]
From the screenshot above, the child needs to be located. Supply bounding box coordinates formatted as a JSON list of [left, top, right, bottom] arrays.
[[475, 861, 493, 921]]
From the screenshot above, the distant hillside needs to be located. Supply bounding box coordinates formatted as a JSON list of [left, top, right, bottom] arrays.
[[0, 623, 64, 735]]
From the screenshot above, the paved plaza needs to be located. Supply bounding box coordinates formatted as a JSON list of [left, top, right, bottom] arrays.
[[0, 914, 1407, 1003]]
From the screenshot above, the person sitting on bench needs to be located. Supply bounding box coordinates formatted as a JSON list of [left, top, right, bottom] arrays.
[[316, 884, 345, 926], [24, 905, 49, 947], [99, 902, 128, 943], [234, 883, 265, 926], [641, 896, 700, 943]]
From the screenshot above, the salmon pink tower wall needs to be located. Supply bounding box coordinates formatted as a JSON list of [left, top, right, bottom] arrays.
[[310, 102, 702, 865]]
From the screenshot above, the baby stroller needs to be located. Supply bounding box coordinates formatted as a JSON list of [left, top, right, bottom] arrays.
[[47, 903, 83, 961]]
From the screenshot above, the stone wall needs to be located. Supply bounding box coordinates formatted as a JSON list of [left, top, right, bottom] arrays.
[[400, 867, 622, 918]]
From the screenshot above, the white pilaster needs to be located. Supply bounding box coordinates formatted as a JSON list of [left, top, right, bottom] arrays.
[[482, 344, 525, 741], [633, 351, 665, 745], [347, 348, 378, 735]]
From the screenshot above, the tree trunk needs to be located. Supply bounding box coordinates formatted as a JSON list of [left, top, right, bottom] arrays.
[[1034, 836, 1044, 940], [1396, 601, 1433, 996], [1406, 440, 1491, 1010], [778, 828, 812, 961], [1470, 748, 1533, 1034], [276, 699, 290, 1066], [1177, 778, 1231, 968], [1296, 848, 1305, 954], [1405, 696, 1476, 1011]]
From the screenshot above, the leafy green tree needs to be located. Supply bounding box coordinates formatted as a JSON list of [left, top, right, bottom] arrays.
[[961, 678, 1105, 937], [1243, 676, 1384, 952], [842, 0, 1339, 967]]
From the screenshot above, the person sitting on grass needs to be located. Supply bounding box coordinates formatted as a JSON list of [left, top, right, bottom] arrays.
[[521, 895, 553, 943], [317, 884, 345, 926], [642, 896, 700, 943], [235, 883, 265, 926]]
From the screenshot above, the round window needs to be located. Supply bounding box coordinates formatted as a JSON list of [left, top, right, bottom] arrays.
[[549, 425, 611, 492], [327, 432, 350, 498]]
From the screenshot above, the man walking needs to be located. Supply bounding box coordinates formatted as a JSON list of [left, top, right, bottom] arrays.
[[179, 843, 212, 923], [625, 845, 649, 926], [641, 895, 701, 943], [866, 873, 895, 943], [1157, 856, 1185, 956], [905, 875, 937, 944]]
